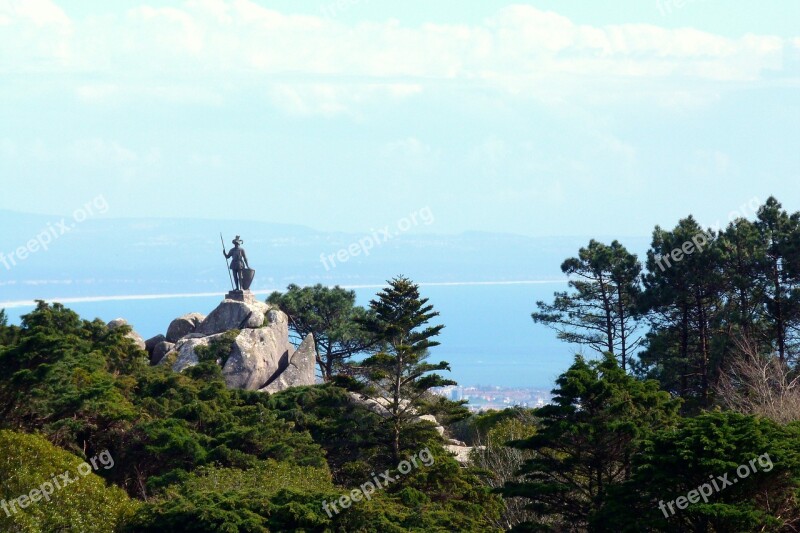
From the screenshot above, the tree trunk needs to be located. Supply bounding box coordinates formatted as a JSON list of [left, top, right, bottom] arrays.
[[698, 296, 709, 407], [617, 285, 627, 372], [773, 259, 786, 363]]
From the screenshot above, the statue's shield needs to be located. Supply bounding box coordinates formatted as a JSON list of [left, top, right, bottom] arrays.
[[240, 268, 255, 291]]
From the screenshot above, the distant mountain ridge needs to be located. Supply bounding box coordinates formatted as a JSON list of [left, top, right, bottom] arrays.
[[0, 209, 650, 302]]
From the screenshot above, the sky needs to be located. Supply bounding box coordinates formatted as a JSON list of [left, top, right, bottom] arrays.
[[1, 0, 798, 238]]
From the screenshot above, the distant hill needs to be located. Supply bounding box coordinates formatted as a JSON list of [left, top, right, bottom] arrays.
[[0, 209, 650, 302]]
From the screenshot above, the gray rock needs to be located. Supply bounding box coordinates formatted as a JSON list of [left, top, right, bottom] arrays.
[[145, 334, 166, 354], [445, 444, 478, 465], [196, 300, 271, 336], [156, 298, 317, 393], [259, 333, 317, 394], [107, 318, 128, 330], [166, 312, 205, 342], [222, 327, 293, 390], [347, 392, 411, 417], [150, 340, 175, 365], [347, 394, 448, 436], [418, 414, 445, 436], [166, 311, 295, 391], [168, 334, 225, 372], [107, 318, 146, 351]]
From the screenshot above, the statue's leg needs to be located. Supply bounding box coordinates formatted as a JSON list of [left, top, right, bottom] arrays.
[[233, 269, 241, 290]]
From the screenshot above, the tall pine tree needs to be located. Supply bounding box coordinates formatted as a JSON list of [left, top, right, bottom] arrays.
[[640, 217, 725, 409], [533, 239, 643, 371], [754, 197, 800, 363], [357, 276, 456, 462]]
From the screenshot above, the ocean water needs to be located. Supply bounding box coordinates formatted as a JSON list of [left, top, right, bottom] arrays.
[[3, 283, 580, 389]]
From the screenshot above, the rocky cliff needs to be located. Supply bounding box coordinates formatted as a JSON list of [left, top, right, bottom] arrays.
[[116, 291, 317, 393]]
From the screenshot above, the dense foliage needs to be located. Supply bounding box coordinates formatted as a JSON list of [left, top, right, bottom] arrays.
[[503, 354, 680, 530], [0, 429, 137, 533], [536, 196, 800, 412], [3, 196, 800, 531], [0, 297, 502, 531]]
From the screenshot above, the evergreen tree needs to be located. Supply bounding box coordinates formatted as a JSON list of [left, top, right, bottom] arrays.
[[533, 240, 643, 371], [0, 308, 16, 346], [357, 276, 457, 462], [0, 430, 138, 532], [601, 411, 800, 531], [640, 217, 726, 409], [754, 197, 800, 363], [268, 284, 377, 380], [503, 354, 679, 531], [717, 217, 769, 343]]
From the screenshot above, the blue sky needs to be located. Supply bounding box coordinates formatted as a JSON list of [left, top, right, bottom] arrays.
[[1, 0, 798, 237]]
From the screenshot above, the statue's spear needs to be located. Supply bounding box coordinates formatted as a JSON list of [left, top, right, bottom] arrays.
[[220, 233, 234, 290]]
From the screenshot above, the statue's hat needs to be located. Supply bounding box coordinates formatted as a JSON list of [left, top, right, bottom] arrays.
[[233, 235, 243, 245]]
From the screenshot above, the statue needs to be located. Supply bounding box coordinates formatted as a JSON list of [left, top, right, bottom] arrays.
[[221, 235, 254, 292]]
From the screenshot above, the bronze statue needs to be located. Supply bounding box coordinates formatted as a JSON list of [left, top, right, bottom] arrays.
[[222, 235, 252, 291]]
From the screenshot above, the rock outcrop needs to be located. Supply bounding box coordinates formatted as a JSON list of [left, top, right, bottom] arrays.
[[222, 327, 293, 390], [144, 334, 166, 354], [151, 340, 174, 365], [196, 300, 268, 336], [259, 333, 316, 394], [107, 318, 146, 351], [166, 313, 205, 342], [346, 392, 476, 464], [444, 444, 475, 464], [153, 293, 316, 393]]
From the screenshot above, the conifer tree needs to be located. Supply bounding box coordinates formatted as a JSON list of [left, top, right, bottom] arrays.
[[754, 197, 800, 363], [640, 217, 725, 409], [357, 276, 456, 462], [533, 239, 643, 371], [503, 354, 679, 531], [268, 284, 377, 380]]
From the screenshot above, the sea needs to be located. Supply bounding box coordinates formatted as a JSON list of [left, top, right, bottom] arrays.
[[2, 282, 581, 390]]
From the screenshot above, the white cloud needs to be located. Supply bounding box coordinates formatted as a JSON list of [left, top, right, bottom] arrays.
[[0, 1, 795, 110], [9, 138, 159, 171], [0, 0, 70, 27]]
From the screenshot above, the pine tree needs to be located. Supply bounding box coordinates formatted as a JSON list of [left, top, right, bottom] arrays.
[[268, 284, 377, 380], [503, 354, 679, 531], [717, 218, 768, 342], [357, 276, 456, 462], [601, 411, 800, 531], [754, 197, 800, 363], [640, 217, 725, 409], [532, 239, 643, 371]]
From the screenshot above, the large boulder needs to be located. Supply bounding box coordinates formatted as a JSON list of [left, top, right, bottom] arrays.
[[347, 392, 410, 418], [167, 334, 224, 372], [419, 414, 445, 436], [445, 444, 477, 465], [222, 327, 294, 390], [155, 296, 316, 393], [166, 310, 295, 391], [151, 340, 175, 365], [107, 318, 146, 351], [144, 334, 166, 354], [166, 312, 205, 342], [196, 300, 271, 336], [259, 333, 317, 394]]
